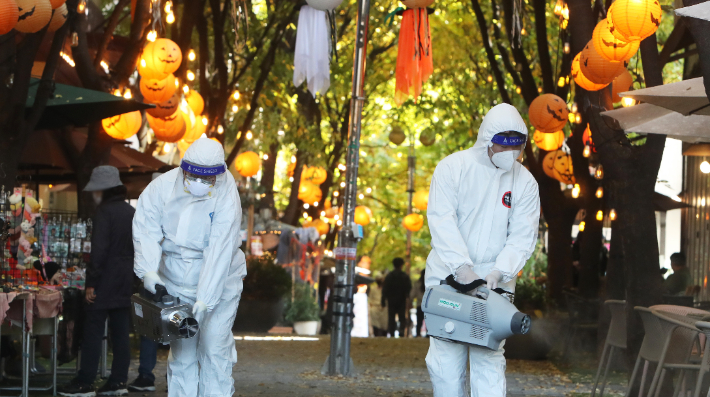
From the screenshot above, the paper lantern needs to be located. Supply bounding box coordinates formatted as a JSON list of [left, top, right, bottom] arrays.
[[46, 2, 66, 32], [413, 190, 428, 211], [402, 213, 424, 232], [420, 130, 436, 146], [592, 20, 639, 63], [180, 102, 197, 141], [305, 218, 330, 235], [185, 89, 204, 115], [147, 113, 186, 143], [302, 166, 327, 185], [140, 74, 178, 104], [305, 0, 343, 11], [611, 70, 633, 103], [571, 53, 609, 92], [146, 91, 180, 118], [48, 0, 64, 8], [389, 126, 405, 145], [580, 43, 629, 85], [533, 130, 565, 151], [401, 0, 435, 8], [298, 181, 322, 205], [102, 111, 142, 140], [177, 139, 191, 153], [190, 119, 207, 139], [542, 150, 575, 185], [0, 0, 19, 35], [607, 0, 661, 42], [235, 151, 261, 178], [528, 94, 569, 133], [394, 8, 433, 106], [324, 207, 338, 219], [354, 206, 371, 226], [137, 38, 182, 80], [15, 0, 52, 33]]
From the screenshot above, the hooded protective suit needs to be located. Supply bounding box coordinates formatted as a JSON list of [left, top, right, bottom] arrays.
[[133, 138, 246, 397], [425, 104, 540, 397]]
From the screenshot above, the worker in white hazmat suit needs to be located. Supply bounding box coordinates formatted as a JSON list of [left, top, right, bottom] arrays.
[[133, 138, 246, 397], [425, 103, 540, 397]]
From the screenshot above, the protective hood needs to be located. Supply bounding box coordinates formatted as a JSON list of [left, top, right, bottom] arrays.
[[472, 103, 529, 154], [182, 138, 227, 176]]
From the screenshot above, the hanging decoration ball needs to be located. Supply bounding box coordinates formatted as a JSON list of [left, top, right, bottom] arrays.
[[140, 74, 178, 104], [298, 181, 322, 205], [572, 53, 609, 92], [304, 218, 330, 236], [607, 0, 662, 42], [401, 0, 436, 7], [419, 130, 436, 146], [14, 0, 52, 33], [147, 113, 186, 143], [137, 38, 183, 80], [235, 151, 261, 178], [185, 89, 204, 115], [402, 213, 424, 232], [389, 126, 406, 145], [354, 206, 371, 226], [0, 0, 19, 35], [302, 166, 327, 185], [48, 0, 63, 8], [305, 0, 343, 11], [102, 111, 143, 140], [413, 190, 429, 211], [542, 150, 576, 185], [580, 42, 629, 85], [146, 91, 181, 118], [592, 19, 640, 63], [611, 70, 634, 103], [533, 130, 565, 151], [46, 3, 67, 32], [528, 94, 569, 133]]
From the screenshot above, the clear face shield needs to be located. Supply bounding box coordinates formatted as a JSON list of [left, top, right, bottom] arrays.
[[488, 131, 526, 171], [179, 160, 226, 197]]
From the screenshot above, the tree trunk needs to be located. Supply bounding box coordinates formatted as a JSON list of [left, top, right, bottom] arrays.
[[545, 204, 578, 304], [281, 155, 304, 226], [259, 143, 278, 211]]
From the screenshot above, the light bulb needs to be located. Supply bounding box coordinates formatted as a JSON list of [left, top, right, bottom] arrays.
[[245, 131, 253, 140], [701, 161, 710, 174], [595, 165, 604, 180], [201, 117, 208, 126], [113, 89, 122, 97], [568, 113, 576, 123], [571, 184, 580, 198], [359, 194, 364, 199], [233, 91, 240, 100], [564, 42, 570, 54], [291, 155, 297, 163], [321, 211, 326, 217], [263, 154, 269, 160], [232, 105, 238, 112], [596, 210, 603, 221], [340, 182, 346, 188], [579, 221, 585, 232], [217, 125, 224, 134], [166, 12, 175, 24], [164, 1, 172, 13], [596, 187, 603, 198], [558, 77, 565, 87], [333, 191, 339, 197], [487, 75, 493, 83], [303, 204, 309, 209], [583, 145, 591, 158], [77, 0, 86, 13], [515, 87, 521, 94], [337, 220, 342, 226], [538, 87, 543, 93], [182, 85, 189, 94], [621, 97, 636, 107], [609, 209, 617, 221], [147, 30, 157, 42], [123, 89, 132, 99], [187, 71, 195, 81], [188, 49, 196, 61], [575, 113, 582, 124]]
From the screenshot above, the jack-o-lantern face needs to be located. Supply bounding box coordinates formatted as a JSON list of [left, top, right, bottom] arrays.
[[607, 0, 661, 42], [592, 20, 639, 63], [572, 53, 609, 92], [580, 43, 629, 85], [137, 38, 183, 80], [140, 74, 178, 104], [47, 3, 67, 32], [528, 94, 569, 133], [402, 213, 424, 232], [102, 110, 142, 140], [147, 113, 186, 143], [15, 0, 52, 33], [542, 150, 575, 185], [146, 91, 181, 118]]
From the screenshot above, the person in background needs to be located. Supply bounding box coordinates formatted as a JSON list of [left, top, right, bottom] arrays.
[[368, 272, 388, 337], [382, 258, 412, 337], [59, 166, 135, 397], [410, 269, 426, 337], [665, 252, 692, 295]]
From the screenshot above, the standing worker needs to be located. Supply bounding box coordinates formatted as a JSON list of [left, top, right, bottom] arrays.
[[424, 104, 540, 396], [133, 138, 247, 397], [58, 166, 135, 396], [381, 258, 412, 337]]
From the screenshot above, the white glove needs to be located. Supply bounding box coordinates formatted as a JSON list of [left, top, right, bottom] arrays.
[[192, 300, 207, 323], [143, 271, 165, 294], [485, 270, 503, 290], [455, 264, 479, 285]]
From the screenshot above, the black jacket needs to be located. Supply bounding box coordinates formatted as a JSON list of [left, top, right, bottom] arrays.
[[85, 195, 135, 310], [381, 269, 412, 308]]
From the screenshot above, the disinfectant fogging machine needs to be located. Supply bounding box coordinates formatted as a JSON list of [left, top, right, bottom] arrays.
[[422, 275, 531, 350], [131, 285, 199, 344]]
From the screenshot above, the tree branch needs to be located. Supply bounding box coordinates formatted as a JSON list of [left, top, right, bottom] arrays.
[[533, 0, 555, 93], [470, 0, 511, 104], [112, 0, 152, 86], [93, 0, 131, 70]]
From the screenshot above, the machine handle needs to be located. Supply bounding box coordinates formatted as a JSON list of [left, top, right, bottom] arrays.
[[443, 275, 512, 297], [142, 285, 169, 303]]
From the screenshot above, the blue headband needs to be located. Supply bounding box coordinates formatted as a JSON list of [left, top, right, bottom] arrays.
[[491, 133, 526, 146], [180, 160, 227, 176]]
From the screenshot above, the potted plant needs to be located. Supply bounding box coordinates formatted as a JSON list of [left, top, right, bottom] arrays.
[[233, 253, 292, 333], [284, 283, 320, 335]]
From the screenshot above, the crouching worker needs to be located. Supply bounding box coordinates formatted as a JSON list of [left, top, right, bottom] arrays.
[[425, 104, 541, 396], [133, 138, 247, 397]]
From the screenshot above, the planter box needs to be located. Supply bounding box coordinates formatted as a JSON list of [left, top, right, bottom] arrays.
[[233, 298, 285, 333], [293, 320, 319, 335]]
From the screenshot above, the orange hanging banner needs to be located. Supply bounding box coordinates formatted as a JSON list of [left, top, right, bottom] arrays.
[[394, 8, 433, 106]]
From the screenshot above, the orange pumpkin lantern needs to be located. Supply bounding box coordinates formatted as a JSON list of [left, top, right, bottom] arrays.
[[607, 0, 661, 42], [137, 38, 183, 80], [533, 130, 565, 151], [15, 0, 52, 33], [190, 119, 207, 139], [235, 151, 261, 177], [324, 207, 339, 219], [580, 43, 629, 85], [49, 0, 64, 8], [140, 74, 178, 104], [324, 198, 332, 210], [185, 90, 204, 115], [528, 94, 569, 133], [46, 3, 67, 32], [298, 181, 322, 205], [402, 213, 424, 232], [592, 19, 639, 62], [147, 113, 186, 143], [611, 70, 633, 103], [0, 0, 19, 35], [572, 53, 609, 91], [542, 150, 575, 185], [413, 190, 428, 211], [354, 206, 371, 226], [305, 219, 330, 236], [102, 111, 142, 140], [302, 166, 327, 185], [180, 102, 197, 140], [146, 91, 181, 118]]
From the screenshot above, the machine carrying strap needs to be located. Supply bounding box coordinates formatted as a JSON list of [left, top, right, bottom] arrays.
[[443, 275, 512, 297]]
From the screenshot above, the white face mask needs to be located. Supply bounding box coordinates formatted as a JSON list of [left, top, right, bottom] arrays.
[[92, 191, 102, 205], [489, 149, 520, 172], [183, 178, 213, 197]]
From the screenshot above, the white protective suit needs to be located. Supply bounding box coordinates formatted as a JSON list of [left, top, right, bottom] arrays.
[[133, 138, 247, 397], [424, 104, 540, 397]]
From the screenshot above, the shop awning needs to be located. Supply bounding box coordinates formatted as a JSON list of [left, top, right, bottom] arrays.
[[676, 2, 710, 22], [25, 78, 154, 130], [601, 103, 710, 143], [618, 77, 709, 116]]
